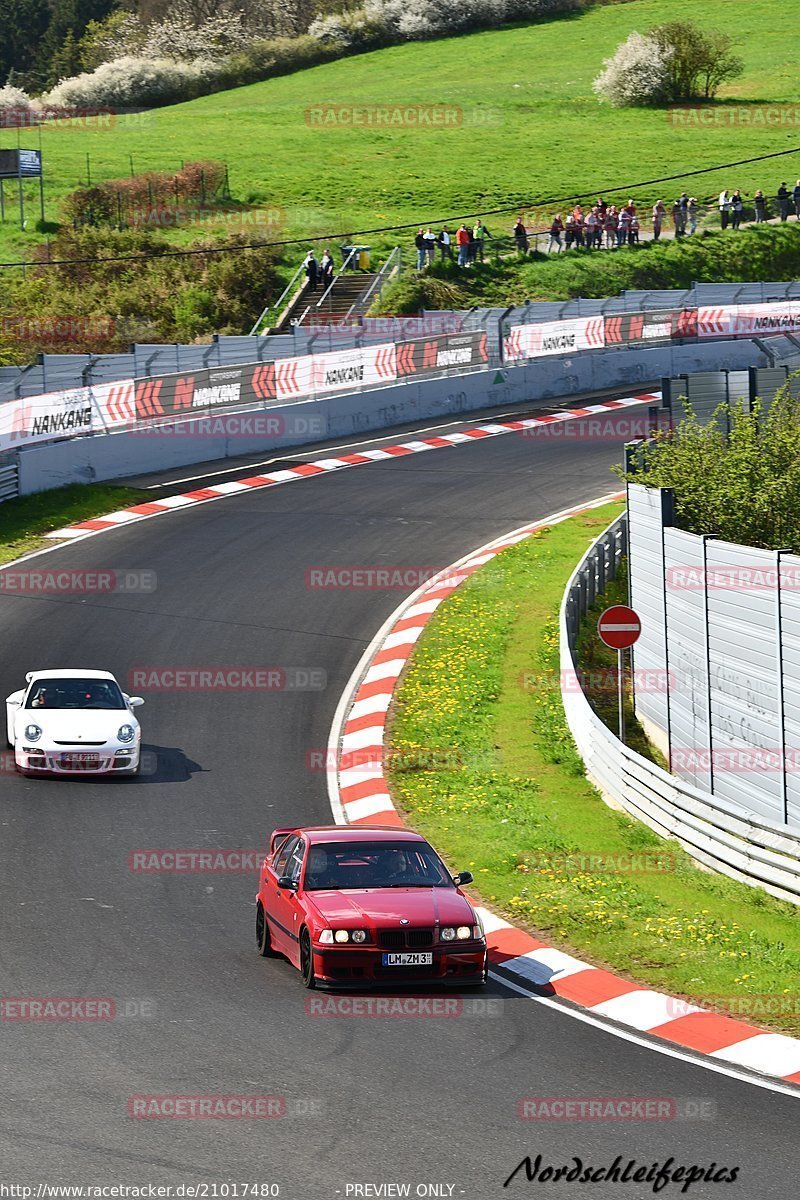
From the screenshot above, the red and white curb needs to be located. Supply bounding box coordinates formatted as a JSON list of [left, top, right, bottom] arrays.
[[43, 395, 657, 541], [329, 500, 800, 1091]]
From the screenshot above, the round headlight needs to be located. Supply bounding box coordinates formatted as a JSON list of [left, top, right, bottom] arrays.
[[440, 927, 456, 942], [334, 930, 349, 944], [351, 929, 367, 944], [24, 724, 42, 743], [456, 925, 472, 940], [118, 724, 135, 744]]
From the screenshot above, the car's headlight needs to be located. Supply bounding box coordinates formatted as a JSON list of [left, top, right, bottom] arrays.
[[24, 724, 42, 743], [456, 925, 472, 940], [440, 927, 456, 942], [334, 930, 350, 944], [473, 924, 485, 942], [117, 724, 135, 744], [351, 929, 367, 944], [318, 930, 334, 944]]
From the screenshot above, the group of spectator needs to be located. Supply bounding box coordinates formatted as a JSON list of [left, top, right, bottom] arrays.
[[544, 194, 706, 253], [302, 248, 335, 290], [414, 222, 493, 269], [411, 180, 800, 268], [728, 180, 800, 225]]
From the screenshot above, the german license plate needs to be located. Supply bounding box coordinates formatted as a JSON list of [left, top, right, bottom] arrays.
[[61, 753, 99, 768], [381, 952, 433, 966]]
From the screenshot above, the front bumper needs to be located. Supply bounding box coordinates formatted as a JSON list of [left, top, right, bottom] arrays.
[[311, 942, 487, 988], [16, 742, 140, 775]]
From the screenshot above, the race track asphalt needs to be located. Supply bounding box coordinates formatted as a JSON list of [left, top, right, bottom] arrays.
[[1, 403, 797, 1198]]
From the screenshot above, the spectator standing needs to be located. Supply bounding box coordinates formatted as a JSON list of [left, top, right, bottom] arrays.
[[687, 197, 699, 234], [303, 249, 319, 290], [472, 220, 492, 262], [777, 182, 790, 221], [573, 209, 585, 248], [455, 223, 470, 267], [585, 208, 600, 248], [671, 199, 685, 238], [617, 206, 631, 247], [604, 205, 618, 248], [793, 180, 800, 219], [596, 196, 608, 219], [437, 226, 453, 261], [320, 248, 334, 290], [629, 213, 639, 245], [564, 214, 576, 250], [651, 200, 666, 241], [548, 214, 564, 253], [730, 190, 744, 229], [513, 217, 529, 256], [718, 190, 731, 230], [414, 228, 427, 270], [423, 227, 437, 264], [754, 189, 767, 223]]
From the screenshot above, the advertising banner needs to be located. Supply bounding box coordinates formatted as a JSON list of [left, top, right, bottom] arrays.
[[503, 316, 605, 363], [395, 331, 487, 378], [604, 309, 697, 345], [135, 366, 249, 420], [272, 343, 397, 401], [1, 387, 91, 452]]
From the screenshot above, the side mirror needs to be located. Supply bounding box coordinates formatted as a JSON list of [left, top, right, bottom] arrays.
[[277, 875, 298, 891], [454, 871, 473, 887], [128, 697, 144, 708]]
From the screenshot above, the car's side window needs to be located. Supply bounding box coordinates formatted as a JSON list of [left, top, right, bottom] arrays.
[[287, 841, 306, 885], [274, 836, 299, 876]]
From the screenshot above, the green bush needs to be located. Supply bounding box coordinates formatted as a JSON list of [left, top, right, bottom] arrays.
[[0, 226, 280, 364], [617, 383, 800, 551]]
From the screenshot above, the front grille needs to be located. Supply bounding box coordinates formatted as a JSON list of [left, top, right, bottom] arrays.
[[374, 964, 438, 980], [54, 741, 106, 746], [378, 928, 434, 950]]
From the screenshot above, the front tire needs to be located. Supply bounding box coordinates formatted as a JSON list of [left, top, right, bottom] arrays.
[[255, 903, 278, 958], [299, 928, 316, 990]]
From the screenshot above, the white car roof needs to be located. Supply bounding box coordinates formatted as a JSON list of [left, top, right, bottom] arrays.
[[27, 669, 117, 681]]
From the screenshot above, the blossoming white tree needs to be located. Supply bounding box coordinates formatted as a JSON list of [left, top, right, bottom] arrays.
[[592, 31, 672, 107]]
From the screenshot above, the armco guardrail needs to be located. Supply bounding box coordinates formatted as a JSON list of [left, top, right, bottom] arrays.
[[0, 456, 18, 502], [0, 330, 490, 457], [560, 513, 800, 906], [3, 279, 800, 405], [6, 295, 800, 459]]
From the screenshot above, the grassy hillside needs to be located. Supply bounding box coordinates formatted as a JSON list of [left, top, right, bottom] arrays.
[[3, 0, 799, 274]]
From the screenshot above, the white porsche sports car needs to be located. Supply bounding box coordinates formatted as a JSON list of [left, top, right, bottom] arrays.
[[5, 669, 144, 777]]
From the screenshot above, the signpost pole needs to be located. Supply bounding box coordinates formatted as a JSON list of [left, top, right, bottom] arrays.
[[597, 604, 641, 745], [17, 165, 24, 231], [38, 126, 44, 222]]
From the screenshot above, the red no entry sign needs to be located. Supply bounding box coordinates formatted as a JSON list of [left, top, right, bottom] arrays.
[[598, 604, 641, 650]]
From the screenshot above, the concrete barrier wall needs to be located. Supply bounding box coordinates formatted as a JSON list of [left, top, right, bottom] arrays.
[[16, 336, 772, 495]]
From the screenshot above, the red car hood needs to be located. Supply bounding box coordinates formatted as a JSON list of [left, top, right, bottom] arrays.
[[308, 887, 474, 927]]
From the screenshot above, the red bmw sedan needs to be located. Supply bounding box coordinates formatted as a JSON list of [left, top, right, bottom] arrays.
[[255, 826, 487, 989]]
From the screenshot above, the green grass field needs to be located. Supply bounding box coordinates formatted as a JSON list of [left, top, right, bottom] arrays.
[[3, 0, 799, 272], [0, 484, 149, 565], [387, 504, 800, 1034]]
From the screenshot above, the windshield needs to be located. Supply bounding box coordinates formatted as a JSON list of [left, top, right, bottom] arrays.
[[25, 678, 126, 711], [304, 840, 453, 891]]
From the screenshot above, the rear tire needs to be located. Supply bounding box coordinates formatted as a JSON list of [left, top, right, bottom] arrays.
[[300, 928, 316, 989], [256, 903, 278, 958]]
